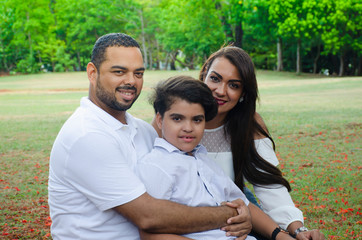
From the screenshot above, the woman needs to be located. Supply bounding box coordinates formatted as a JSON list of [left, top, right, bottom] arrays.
[[198, 46, 325, 240], [151, 46, 325, 240]]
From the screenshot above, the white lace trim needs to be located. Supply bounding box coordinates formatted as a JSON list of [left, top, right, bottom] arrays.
[[201, 126, 231, 152]]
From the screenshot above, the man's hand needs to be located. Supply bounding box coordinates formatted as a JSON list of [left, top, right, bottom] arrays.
[[296, 229, 326, 240], [220, 199, 252, 240]]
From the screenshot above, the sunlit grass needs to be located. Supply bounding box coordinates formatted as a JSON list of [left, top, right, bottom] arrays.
[[0, 71, 361, 239]]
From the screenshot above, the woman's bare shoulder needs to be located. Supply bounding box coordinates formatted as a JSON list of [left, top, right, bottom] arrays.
[[254, 112, 269, 140]]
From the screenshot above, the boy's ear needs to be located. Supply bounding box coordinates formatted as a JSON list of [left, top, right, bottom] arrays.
[[155, 112, 163, 130]]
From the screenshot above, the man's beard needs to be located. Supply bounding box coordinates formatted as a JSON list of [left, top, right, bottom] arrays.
[[95, 76, 139, 111]]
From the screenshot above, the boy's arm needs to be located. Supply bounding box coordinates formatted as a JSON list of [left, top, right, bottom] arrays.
[[248, 203, 294, 240]]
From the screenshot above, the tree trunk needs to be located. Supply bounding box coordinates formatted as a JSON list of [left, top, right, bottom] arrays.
[[164, 52, 169, 70], [77, 51, 81, 71], [26, 12, 32, 54], [339, 51, 344, 77], [215, 3, 234, 44], [234, 21, 243, 48], [155, 39, 160, 70], [138, 9, 148, 69], [313, 43, 321, 74], [149, 50, 153, 70], [296, 39, 301, 74], [26, 12, 34, 72], [37, 50, 42, 65], [176, 54, 195, 70], [358, 56, 362, 76], [277, 37, 283, 71], [0, 34, 10, 72], [170, 51, 178, 70]]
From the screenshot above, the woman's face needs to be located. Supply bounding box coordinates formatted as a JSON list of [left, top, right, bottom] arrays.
[[204, 57, 243, 117]]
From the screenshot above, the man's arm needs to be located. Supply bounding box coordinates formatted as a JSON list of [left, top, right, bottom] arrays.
[[115, 192, 238, 234], [139, 231, 192, 240]]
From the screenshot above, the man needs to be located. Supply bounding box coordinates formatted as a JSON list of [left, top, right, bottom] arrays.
[[48, 33, 251, 240]]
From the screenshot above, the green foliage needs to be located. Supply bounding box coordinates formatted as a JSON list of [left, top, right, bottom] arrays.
[[0, 0, 360, 75], [321, 0, 361, 55]]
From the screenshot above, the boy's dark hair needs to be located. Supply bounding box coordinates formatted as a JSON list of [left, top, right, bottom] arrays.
[[151, 75, 218, 121], [91, 33, 140, 70]]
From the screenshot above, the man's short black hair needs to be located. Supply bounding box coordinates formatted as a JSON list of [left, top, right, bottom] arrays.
[[151, 75, 218, 122], [91, 33, 140, 70]]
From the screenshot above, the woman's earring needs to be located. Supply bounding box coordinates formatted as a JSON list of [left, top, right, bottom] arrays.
[[239, 97, 244, 103]]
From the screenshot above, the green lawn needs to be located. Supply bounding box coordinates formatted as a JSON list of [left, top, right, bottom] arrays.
[[0, 71, 361, 239]]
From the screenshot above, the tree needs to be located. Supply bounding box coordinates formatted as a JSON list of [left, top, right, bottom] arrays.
[[269, 0, 306, 74], [54, 0, 129, 71], [7, 0, 54, 73], [157, 0, 224, 69], [243, 0, 279, 70], [0, 3, 16, 72], [321, 0, 361, 76]]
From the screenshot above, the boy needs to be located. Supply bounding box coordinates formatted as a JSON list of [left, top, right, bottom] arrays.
[[137, 76, 294, 240]]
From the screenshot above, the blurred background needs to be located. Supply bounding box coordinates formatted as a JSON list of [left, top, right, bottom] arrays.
[[1, 0, 361, 76]]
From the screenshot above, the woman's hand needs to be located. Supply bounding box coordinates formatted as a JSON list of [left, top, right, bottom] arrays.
[[220, 199, 252, 240], [295, 229, 326, 240]]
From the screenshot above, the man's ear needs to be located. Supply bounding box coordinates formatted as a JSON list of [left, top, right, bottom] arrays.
[[87, 62, 97, 85], [155, 112, 163, 130]]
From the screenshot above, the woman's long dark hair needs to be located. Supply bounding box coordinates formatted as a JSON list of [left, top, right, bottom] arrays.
[[199, 46, 291, 192]]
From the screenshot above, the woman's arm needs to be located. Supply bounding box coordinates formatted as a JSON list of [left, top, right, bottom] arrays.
[[253, 113, 326, 239], [249, 203, 294, 240], [253, 112, 270, 139]]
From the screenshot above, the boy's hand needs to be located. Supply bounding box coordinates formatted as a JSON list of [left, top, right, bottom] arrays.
[[220, 199, 252, 240]]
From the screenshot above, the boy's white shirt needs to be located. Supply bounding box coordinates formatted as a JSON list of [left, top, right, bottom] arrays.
[[137, 137, 255, 240]]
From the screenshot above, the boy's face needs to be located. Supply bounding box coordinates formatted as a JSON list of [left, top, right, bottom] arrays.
[[156, 98, 205, 153]]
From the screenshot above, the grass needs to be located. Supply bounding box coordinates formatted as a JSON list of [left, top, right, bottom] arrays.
[[0, 70, 361, 239]]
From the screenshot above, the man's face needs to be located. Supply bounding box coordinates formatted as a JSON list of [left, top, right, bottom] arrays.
[[156, 98, 206, 154], [94, 46, 145, 113]]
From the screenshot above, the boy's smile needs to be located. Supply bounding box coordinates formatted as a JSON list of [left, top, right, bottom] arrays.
[[156, 98, 206, 154]]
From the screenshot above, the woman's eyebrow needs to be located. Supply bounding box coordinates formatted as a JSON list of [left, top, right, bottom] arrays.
[[211, 71, 223, 79], [211, 71, 241, 82]]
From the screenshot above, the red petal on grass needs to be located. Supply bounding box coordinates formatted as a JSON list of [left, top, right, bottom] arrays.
[[14, 187, 20, 191], [314, 205, 326, 209]]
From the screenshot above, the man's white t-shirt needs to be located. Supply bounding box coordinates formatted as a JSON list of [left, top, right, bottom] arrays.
[[48, 97, 157, 240]]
